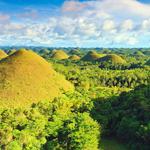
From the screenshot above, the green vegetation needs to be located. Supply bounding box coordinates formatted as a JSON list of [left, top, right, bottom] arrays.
[[100, 138, 127, 150], [146, 59, 150, 65], [0, 48, 150, 149], [0, 92, 100, 150]]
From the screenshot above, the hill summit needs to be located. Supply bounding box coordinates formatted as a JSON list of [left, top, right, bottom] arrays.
[[0, 50, 8, 60], [0, 49, 73, 108], [82, 51, 104, 61], [98, 54, 126, 64], [51, 50, 69, 60], [69, 55, 80, 60]]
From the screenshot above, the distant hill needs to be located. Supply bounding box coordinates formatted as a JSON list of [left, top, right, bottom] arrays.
[[0, 50, 8, 60], [143, 50, 150, 56], [0, 49, 74, 108], [133, 51, 145, 56], [69, 55, 80, 60], [68, 49, 82, 56], [82, 51, 104, 61], [51, 50, 69, 60], [7, 49, 17, 55], [98, 54, 126, 64], [145, 59, 150, 65]]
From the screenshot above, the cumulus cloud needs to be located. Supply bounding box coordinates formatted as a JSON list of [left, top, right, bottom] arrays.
[[121, 19, 134, 31], [0, 0, 150, 47]]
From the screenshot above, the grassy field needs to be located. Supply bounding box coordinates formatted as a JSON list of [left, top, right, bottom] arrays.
[[100, 138, 128, 150]]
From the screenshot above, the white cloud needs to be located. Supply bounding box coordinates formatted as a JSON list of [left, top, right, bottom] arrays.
[[102, 20, 116, 31], [0, 0, 150, 47], [141, 19, 150, 31], [121, 19, 134, 31]]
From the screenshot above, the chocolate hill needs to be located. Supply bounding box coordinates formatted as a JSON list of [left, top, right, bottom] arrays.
[[69, 55, 80, 60], [51, 50, 69, 60], [98, 54, 126, 64], [82, 51, 104, 61], [0, 50, 73, 108]]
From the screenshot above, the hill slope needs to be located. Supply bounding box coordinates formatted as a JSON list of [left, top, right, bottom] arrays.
[[82, 51, 104, 61], [0, 50, 73, 108], [0, 50, 8, 60], [98, 54, 126, 64], [51, 50, 69, 60], [69, 55, 80, 60], [7, 49, 17, 55]]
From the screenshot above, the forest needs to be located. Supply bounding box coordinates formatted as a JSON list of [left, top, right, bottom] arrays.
[[0, 47, 150, 150]]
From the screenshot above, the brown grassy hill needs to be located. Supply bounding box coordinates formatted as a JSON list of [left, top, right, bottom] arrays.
[[0, 49, 74, 108], [82, 51, 104, 61], [0, 50, 8, 60], [51, 50, 69, 60], [98, 54, 126, 64], [69, 55, 80, 60]]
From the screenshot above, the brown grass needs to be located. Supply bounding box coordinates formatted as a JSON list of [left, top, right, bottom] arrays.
[[0, 50, 8, 60], [69, 55, 80, 60], [51, 50, 69, 60], [82, 51, 104, 61], [98, 54, 126, 64], [0, 49, 74, 108]]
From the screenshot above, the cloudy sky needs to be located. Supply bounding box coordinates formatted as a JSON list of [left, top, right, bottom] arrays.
[[0, 0, 150, 47]]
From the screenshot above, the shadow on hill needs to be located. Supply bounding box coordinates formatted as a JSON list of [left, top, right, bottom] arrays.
[[91, 84, 150, 150]]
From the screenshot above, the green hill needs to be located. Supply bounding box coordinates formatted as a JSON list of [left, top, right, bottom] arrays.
[[69, 49, 82, 56], [82, 51, 104, 61], [69, 55, 80, 60], [51, 50, 69, 60], [0, 49, 74, 108], [98, 54, 126, 64], [133, 51, 145, 56]]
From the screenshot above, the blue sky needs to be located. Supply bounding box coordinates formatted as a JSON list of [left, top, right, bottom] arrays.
[[0, 0, 150, 47]]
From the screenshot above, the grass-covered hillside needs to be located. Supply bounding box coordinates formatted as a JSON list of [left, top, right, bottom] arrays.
[[0, 49, 73, 108]]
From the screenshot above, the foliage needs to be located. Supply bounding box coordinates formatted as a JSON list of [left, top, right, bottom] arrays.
[[92, 85, 150, 150], [53, 62, 150, 89], [0, 92, 100, 150]]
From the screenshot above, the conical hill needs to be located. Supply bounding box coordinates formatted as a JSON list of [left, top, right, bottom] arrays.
[[82, 51, 104, 61], [98, 54, 126, 64], [0, 50, 74, 108], [51, 50, 69, 60], [69, 55, 80, 60]]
